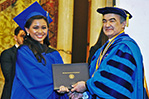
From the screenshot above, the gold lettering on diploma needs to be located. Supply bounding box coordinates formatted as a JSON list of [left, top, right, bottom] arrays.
[[62, 72, 80, 79], [62, 72, 80, 74]]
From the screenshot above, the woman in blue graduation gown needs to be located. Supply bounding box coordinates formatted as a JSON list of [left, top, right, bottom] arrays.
[[11, 1, 69, 99]]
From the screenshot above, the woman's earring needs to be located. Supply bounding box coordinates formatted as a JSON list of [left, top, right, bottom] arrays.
[[27, 33, 29, 36]]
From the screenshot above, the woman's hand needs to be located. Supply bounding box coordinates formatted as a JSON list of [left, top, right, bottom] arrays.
[[57, 85, 69, 93]]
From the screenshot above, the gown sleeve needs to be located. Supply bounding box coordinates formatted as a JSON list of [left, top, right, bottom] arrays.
[[87, 42, 141, 99], [14, 46, 63, 99]]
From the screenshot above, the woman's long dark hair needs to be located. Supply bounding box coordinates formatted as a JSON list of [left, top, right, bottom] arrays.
[[23, 15, 50, 65], [88, 27, 108, 65]]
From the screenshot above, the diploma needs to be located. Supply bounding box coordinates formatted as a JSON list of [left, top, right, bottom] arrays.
[[52, 63, 89, 90]]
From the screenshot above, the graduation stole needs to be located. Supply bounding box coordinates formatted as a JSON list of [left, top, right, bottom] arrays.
[[144, 71, 149, 98], [92, 30, 124, 77]]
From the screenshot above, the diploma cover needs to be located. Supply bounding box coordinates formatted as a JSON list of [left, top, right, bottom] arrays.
[[52, 63, 89, 90]]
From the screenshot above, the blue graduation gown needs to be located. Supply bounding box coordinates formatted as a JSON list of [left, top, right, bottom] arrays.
[[11, 45, 69, 99], [87, 33, 144, 99]]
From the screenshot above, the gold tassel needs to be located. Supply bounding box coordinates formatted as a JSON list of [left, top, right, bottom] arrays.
[[126, 14, 130, 27]]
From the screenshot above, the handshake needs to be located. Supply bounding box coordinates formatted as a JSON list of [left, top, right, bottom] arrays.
[[57, 81, 88, 99]]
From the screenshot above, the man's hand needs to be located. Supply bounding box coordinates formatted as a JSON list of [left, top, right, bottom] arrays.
[[71, 81, 86, 92], [68, 91, 83, 99]]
